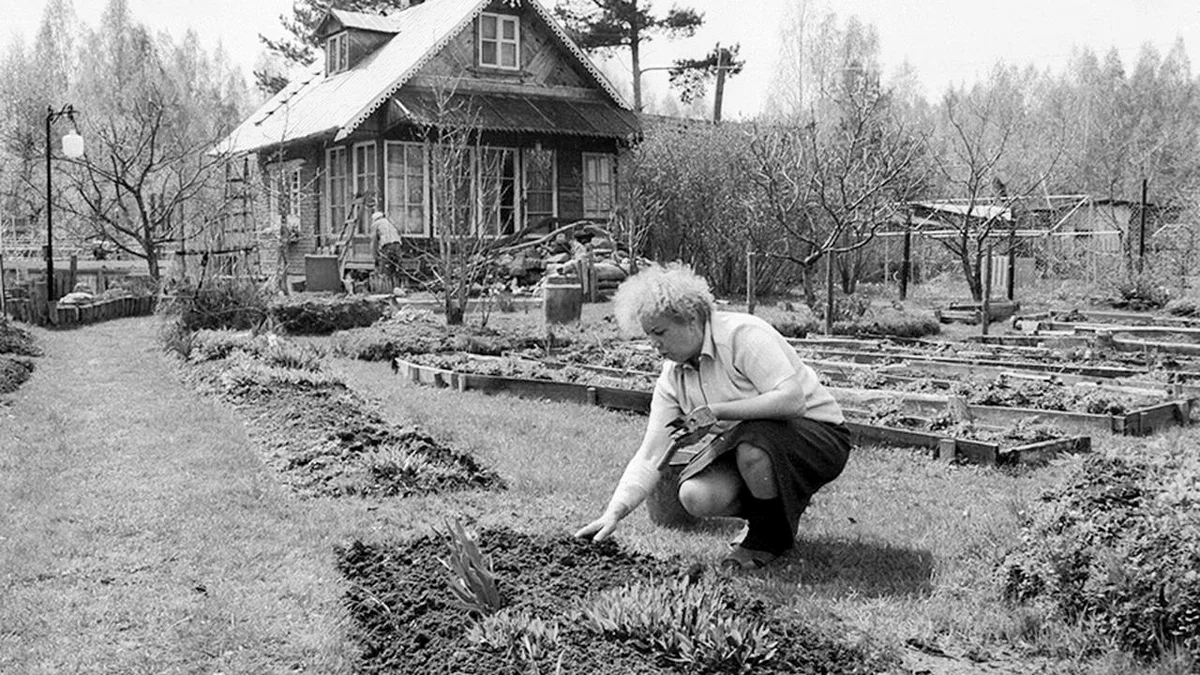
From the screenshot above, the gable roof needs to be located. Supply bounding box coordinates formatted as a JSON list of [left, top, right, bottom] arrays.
[[218, 0, 631, 155]]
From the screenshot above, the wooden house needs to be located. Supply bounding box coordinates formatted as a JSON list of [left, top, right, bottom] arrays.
[[216, 0, 640, 286]]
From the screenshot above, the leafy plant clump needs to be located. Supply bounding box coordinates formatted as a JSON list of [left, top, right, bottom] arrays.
[[268, 293, 390, 335], [467, 609, 563, 672], [578, 577, 779, 673], [998, 453, 1200, 662], [440, 518, 503, 616], [0, 355, 35, 395]]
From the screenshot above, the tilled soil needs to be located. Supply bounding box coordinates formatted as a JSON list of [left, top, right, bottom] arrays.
[[337, 528, 896, 675]]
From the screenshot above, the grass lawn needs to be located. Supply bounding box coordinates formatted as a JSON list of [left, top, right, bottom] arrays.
[[1, 299, 1195, 674]]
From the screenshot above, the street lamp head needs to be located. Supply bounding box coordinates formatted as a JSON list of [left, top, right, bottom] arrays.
[[62, 131, 84, 159]]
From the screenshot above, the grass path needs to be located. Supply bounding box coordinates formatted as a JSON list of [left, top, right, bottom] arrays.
[[0, 317, 357, 674]]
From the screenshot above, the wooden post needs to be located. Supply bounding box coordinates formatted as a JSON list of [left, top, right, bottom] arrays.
[[982, 244, 993, 336], [745, 242, 756, 315], [712, 43, 727, 123], [900, 212, 912, 301], [825, 252, 835, 336], [1138, 178, 1148, 274], [67, 254, 78, 293], [1007, 220, 1016, 301]]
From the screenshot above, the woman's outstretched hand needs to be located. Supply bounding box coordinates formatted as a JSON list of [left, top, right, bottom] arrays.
[[574, 512, 621, 542]]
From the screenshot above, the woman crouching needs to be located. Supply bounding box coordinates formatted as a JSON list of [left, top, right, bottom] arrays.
[[574, 262, 851, 569]]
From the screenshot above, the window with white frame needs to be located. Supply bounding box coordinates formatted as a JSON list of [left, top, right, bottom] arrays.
[[353, 141, 377, 235], [523, 147, 555, 228], [287, 167, 302, 219], [326, 32, 350, 75], [385, 141, 428, 236], [478, 13, 519, 70], [326, 147, 348, 237], [582, 153, 615, 217], [479, 147, 517, 235]]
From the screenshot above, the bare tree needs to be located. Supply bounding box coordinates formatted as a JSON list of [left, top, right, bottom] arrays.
[[745, 68, 924, 305], [62, 90, 233, 280], [416, 79, 512, 325], [931, 67, 1066, 300]]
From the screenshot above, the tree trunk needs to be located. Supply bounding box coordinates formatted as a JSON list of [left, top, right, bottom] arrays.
[[630, 33, 643, 111], [800, 263, 817, 308], [445, 295, 464, 325]]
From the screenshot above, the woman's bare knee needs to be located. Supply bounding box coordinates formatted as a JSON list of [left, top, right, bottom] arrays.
[[678, 477, 739, 517], [735, 443, 778, 499]]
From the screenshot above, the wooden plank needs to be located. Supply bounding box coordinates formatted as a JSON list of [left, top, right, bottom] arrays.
[[458, 372, 591, 405], [592, 386, 652, 414], [1000, 435, 1091, 466]]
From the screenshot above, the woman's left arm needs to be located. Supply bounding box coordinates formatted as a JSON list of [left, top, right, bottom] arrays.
[[706, 323, 809, 421], [707, 372, 806, 421]]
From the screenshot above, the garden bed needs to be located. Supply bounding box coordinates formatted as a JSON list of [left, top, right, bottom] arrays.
[[336, 526, 895, 674], [184, 332, 505, 498]]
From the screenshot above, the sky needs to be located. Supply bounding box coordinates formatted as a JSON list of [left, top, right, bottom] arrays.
[[3, 0, 1199, 119]]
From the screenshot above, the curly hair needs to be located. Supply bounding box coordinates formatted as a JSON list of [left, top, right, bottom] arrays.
[[612, 262, 714, 334]]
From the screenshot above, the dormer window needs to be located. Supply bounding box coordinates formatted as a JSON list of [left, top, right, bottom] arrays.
[[478, 13, 519, 70], [326, 32, 350, 75]]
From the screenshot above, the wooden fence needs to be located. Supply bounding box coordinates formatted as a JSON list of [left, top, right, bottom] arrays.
[[5, 295, 156, 328]]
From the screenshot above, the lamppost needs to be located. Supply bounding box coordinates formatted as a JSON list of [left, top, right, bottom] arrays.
[[45, 103, 84, 302]]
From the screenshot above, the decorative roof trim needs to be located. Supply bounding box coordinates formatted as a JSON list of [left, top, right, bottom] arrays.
[[335, 0, 630, 142], [522, 0, 628, 108]]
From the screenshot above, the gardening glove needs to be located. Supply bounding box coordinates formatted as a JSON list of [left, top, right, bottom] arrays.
[[666, 405, 717, 450]]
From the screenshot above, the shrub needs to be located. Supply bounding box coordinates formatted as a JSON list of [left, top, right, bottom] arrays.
[[768, 303, 820, 338], [997, 452, 1200, 662], [1165, 298, 1200, 318], [835, 305, 941, 339], [578, 577, 779, 672], [0, 355, 34, 395], [268, 294, 388, 335], [0, 317, 40, 356], [157, 277, 272, 334], [1105, 274, 1171, 311]]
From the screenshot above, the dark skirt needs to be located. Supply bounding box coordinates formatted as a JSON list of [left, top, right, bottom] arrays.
[[679, 418, 851, 534]]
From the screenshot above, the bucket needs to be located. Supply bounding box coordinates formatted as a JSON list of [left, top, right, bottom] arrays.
[[543, 274, 582, 324], [645, 464, 700, 528]]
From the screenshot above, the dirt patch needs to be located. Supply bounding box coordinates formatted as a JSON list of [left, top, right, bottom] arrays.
[[337, 527, 896, 675]]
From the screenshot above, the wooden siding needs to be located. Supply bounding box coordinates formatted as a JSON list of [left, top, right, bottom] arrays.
[[418, 3, 589, 90]]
